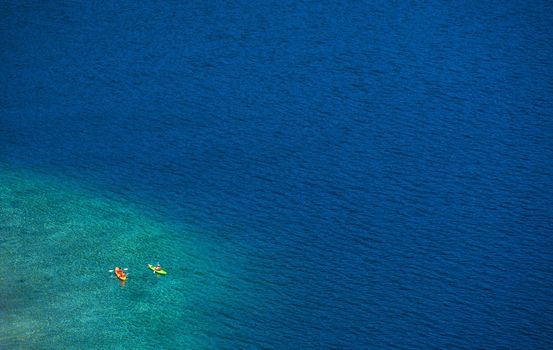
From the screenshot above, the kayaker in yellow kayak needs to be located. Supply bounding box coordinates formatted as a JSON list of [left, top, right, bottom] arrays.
[[148, 263, 168, 275]]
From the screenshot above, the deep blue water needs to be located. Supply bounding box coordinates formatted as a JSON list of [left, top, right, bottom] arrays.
[[2, 1, 553, 348]]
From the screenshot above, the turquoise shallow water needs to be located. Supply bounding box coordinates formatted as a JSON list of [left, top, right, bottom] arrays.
[[0, 168, 250, 349]]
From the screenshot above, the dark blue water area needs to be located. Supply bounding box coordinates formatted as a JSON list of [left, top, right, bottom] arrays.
[[2, 0, 553, 348]]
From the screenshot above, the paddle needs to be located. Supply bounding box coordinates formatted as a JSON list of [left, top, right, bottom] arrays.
[[108, 268, 129, 273]]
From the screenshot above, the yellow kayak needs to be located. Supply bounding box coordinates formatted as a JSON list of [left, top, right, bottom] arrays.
[[148, 264, 167, 275]]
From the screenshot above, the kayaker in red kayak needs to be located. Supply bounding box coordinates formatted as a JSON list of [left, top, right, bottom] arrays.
[[114, 267, 127, 280]]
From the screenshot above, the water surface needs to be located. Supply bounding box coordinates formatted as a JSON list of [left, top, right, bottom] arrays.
[[1, 1, 553, 348]]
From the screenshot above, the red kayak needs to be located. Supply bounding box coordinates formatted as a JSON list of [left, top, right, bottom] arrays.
[[114, 267, 127, 281]]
